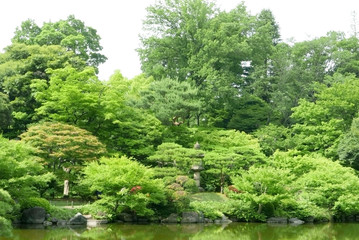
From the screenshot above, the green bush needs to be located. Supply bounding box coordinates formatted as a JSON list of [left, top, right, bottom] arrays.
[[81, 203, 112, 220], [20, 197, 51, 212], [183, 179, 199, 193], [0, 216, 12, 238], [190, 201, 224, 220], [48, 206, 77, 220]]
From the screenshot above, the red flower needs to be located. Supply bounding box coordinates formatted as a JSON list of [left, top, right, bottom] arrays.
[[130, 185, 142, 193]]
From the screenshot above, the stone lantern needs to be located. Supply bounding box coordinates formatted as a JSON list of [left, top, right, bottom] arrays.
[[191, 141, 204, 191]]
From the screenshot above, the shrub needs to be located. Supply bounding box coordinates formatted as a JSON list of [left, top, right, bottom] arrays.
[[20, 197, 51, 212], [190, 201, 224, 220], [48, 206, 77, 220], [183, 179, 199, 193]]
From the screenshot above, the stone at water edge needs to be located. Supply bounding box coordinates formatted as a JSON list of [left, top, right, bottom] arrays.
[[22, 207, 46, 224], [68, 213, 87, 225], [161, 213, 179, 223]]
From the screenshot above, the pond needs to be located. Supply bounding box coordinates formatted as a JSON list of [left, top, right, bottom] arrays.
[[2, 222, 359, 240]]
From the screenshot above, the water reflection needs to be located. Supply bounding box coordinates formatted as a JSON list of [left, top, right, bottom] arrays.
[[2, 222, 359, 240]]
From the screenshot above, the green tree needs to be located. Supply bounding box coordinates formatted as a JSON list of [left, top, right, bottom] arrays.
[[338, 117, 359, 170], [227, 95, 271, 132], [140, 78, 201, 125], [139, 1, 279, 126], [253, 124, 293, 156], [82, 156, 166, 218], [98, 71, 163, 160], [0, 93, 12, 133], [12, 15, 106, 70], [20, 122, 106, 172], [20, 122, 106, 196], [291, 73, 359, 158], [195, 129, 265, 192], [0, 189, 13, 238], [34, 66, 105, 132], [0, 43, 85, 136], [231, 151, 359, 221], [147, 142, 202, 172]]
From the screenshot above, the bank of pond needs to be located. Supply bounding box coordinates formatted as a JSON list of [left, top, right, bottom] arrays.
[[3, 222, 359, 240]]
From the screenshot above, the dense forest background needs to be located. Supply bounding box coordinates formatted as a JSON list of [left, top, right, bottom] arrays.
[[2, 0, 359, 235]]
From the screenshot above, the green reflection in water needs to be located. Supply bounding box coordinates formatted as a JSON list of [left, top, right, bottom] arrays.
[[2, 222, 359, 240]]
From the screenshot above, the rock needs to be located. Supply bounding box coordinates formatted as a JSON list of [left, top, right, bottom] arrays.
[[22, 207, 46, 224], [57, 220, 67, 226], [289, 218, 305, 225], [214, 215, 232, 224], [181, 212, 199, 223], [50, 218, 58, 224], [68, 213, 87, 225], [118, 213, 137, 222], [87, 219, 108, 227], [43, 221, 52, 226], [161, 213, 179, 223], [204, 218, 213, 223], [267, 217, 288, 224], [303, 216, 314, 223]]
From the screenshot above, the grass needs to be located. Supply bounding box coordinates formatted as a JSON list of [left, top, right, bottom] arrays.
[[189, 192, 229, 202], [49, 199, 89, 208]]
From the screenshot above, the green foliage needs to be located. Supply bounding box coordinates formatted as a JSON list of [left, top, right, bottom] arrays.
[[0, 216, 12, 238], [19, 197, 51, 212], [291, 73, 359, 158], [98, 72, 163, 160], [0, 189, 14, 223], [139, 0, 280, 124], [0, 93, 12, 133], [20, 121, 106, 171], [147, 142, 203, 172], [231, 151, 359, 221], [140, 78, 201, 125], [227, 95, 272, 132], [48, 205, 78, 220], [13, 15, 106, 70], [34, 66, 105, 132], [0, 43, 85, 136], [82, 156, 166, 218], [0, 135, 54, 199], [338, 117, 359, 170], [195, 129, 265, 192], [253, 124, 293, 156]]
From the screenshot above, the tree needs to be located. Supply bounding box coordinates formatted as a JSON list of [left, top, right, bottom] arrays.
[[291, 73, 359, 158], [12, 15, 107, 70], [231, 151, 359, 221], [98, 71, 163, 160], [253, 124, 293, 156], [139, 0, 216, 81], [147, 142, 202, 173], [20, 122, 106, 196], [20, 122, 106, 172], [0, 189, 13, 238], [195, 129, 265, 192], [82, 156, 166, 218], [0, 43, 85, 136], [139, 1, 281, 126], [33, 66, 105, 132], [0, 93, 12, 133], [227, 95, 272, 132], [139, 78, 201, 125], [0, 135, 54, 199], [338, 117, 359, 170]]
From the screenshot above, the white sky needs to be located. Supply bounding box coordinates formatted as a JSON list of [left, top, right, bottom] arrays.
[[1, 0, 358, 80]]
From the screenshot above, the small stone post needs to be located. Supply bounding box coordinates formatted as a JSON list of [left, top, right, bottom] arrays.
[[191, 142, 204, 191]]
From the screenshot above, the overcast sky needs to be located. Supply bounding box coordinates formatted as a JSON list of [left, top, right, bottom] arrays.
[[1, 0, 358, 80]]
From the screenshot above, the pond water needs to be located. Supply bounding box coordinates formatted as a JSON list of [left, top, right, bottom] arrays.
[[2, 222, 359, 240]]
